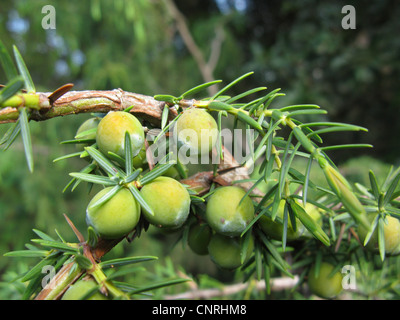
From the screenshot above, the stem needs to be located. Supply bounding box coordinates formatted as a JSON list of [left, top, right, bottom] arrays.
[[1, 93, 41, 110], [164, 276, 299, 299], [90, 263, 130, 299], [34, 238, 124, 300], [34, 262, 83, 300], [0, 89, 181, 125]]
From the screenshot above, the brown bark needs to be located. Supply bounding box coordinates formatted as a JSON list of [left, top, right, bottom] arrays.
[[0, 89, 181, 125]]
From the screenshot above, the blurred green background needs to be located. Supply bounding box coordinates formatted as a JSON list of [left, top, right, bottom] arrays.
[[0, 0, 399, 299]]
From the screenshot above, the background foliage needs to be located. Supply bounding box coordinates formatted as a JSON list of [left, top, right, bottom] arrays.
[[0, 0, 399, 299]]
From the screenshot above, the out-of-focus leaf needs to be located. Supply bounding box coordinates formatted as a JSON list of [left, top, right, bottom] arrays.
[[0, 39, 18, 80]]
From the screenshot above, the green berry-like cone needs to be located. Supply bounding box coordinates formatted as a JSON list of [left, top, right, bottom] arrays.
[[86, 187, 141, 239], [174, 108, 218, 155], [206, 186, 255, 237], [96, 111, 145, 158], [188, 223, 212, 255], [75, 117, 100, 151], [140, 176, 191, 229], [258, 200, 305, 241], [208, 233, 254, 270], [358, 214, 400, 255], [132, 145, 147, 169], [307, 262, 343, 299]]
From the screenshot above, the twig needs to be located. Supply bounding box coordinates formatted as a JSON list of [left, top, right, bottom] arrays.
[[334, 223, 346, 252], [34, 262, 83, 300], [0, 89, 179, 125], [208, 24, 225, 73], [164, 276, 299, 300], [164, 0, 224, 96]]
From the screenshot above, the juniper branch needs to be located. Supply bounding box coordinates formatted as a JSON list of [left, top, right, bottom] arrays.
[[0, 89, 186, 125], [164, 276, 300, 299]]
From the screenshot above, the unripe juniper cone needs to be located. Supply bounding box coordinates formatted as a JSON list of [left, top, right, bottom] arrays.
[[174, 108, 218, 156], [258, 200, 305, 242], [187, 223, 212, 255], [208, 233, 254, 270], [75, 117, 100, 151], [96, 111, 145, 159], [206, 186, 254, 237], [307, 262, 343, 299], [358, 214, 400, 256], [140, 176, 191, 229], [86, 187, 141, 239]]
